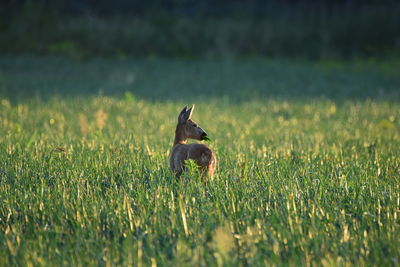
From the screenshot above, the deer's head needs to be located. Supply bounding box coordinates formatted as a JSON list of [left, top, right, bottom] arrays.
[[177, 105, 208, 141]]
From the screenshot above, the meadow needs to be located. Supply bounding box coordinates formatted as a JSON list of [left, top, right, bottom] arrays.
[[0, 57, 399, 266]]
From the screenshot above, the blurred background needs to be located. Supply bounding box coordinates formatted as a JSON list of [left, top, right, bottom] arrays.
[[0, 0, 399, 102], [1, 0, 399, 60]]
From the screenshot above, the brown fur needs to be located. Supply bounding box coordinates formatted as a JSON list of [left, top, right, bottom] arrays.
[[169, 105, 217, 179]]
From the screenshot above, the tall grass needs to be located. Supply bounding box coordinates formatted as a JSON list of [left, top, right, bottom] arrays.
[[0, 57, 399, 265]]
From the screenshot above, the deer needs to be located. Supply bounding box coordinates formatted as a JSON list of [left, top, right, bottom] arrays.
[[170, 105, 217, 179]]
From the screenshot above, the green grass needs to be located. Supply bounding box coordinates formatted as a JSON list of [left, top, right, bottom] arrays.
[[0, 57, 399, 266]]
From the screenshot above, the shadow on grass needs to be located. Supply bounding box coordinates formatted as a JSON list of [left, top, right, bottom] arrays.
[[0, 56, 399, 103]]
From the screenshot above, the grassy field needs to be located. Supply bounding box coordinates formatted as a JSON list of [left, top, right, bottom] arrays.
[[0, 57, 399, 266]]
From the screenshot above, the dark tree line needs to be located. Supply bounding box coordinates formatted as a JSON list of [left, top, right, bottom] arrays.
[[0, 0, 399, 59], [1, 0, 398, 18]]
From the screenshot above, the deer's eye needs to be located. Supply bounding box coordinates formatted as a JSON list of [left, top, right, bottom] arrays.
[[193, 124, 197, 127]]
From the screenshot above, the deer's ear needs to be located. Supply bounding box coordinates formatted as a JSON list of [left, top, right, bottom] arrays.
[[178, 106, 189, 123], [187, 104, 195, 119]]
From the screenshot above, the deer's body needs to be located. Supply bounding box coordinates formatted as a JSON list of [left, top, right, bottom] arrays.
[[170, 105, 216, 178]]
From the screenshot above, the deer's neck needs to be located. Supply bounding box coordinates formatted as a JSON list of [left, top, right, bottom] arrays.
[[173, 124, 187, 145]]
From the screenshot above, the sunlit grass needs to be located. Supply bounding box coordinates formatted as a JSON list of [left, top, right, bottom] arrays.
[[0, 58, 399, 266]]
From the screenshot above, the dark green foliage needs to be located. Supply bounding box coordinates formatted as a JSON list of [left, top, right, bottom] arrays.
[[0, 1, 399, 59]]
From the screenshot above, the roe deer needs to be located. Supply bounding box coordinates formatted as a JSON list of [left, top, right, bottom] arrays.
[[170, 105, 216, 178]]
